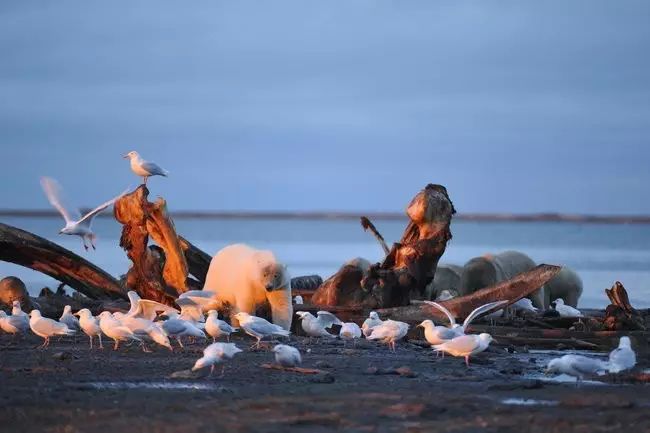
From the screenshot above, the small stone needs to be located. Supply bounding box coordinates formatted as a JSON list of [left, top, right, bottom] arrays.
[[395, 366, 418, 378], [314, 361, 333, 369], [168, 369, 207, 379], [308, 373, 335, 384], [52, 352, 76, 361]]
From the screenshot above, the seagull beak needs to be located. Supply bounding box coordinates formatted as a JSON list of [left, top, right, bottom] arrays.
[[122, 153, 129, 159], [492, 338, 499, 344]]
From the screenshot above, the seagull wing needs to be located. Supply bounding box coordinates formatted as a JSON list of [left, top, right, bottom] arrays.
[[423, 301, 457, 326], [436, 335, 480, 355], [178, 300, 205, 323], [40, 177, 80, 223], [462, 300, 509, 331], [249, 317, 288, 336], [133, 299, 179, 321], [316, 311, 343, 328], [178, 291, 220, 312], [32, 317, 70, 336], [141, 161, 168, 176], [78, 188, 129, 227]]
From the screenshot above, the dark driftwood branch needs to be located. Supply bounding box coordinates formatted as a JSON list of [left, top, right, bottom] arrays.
[[114, 185, 187, 306], [378, 264, 561, 323], [312, 184, 456, 308], [178, 236, 212, 283], [604, 281, 645, 331], [0, 222, 126, 300], [260, 363, 325, 375], [360, 216, 390, 255]]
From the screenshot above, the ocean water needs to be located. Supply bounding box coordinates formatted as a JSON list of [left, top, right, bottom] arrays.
[[1, 216, 649, 309]]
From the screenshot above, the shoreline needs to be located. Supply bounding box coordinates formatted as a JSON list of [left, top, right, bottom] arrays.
[[2, 210, 650, 224]]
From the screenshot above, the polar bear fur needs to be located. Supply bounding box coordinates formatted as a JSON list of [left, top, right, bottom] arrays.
[[425, 263, 462, 300], [202, 244, 292, 330], [459, 251, 545, 309], [544, 266, 583, 308]]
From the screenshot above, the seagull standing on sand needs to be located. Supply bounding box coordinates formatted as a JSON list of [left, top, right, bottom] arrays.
[[433, 333, 496, 366], [233, 312, 290, 349], [545, 354, 608, 383], [608, 336, 636, 373], [161, 311, 206, 348], [11, 301, 29, 320], [59, 305, 81, 331], [205, 310, 237, 342], [553, 298, 583, 317], [98, 311, 141, 350], [417, 320, 460, 346], [361, 311, 383, 337], [123, 151, 169, 184], [74, 309, 103, 349], [0, 311, 29, 336], [273, 344, 302, 368], [113, 312, 173, 351], [192, 342, 243, 376], [296, 311, 342, 338], [366, 320, 409, 351], [29, 310, 75, 348], [40, 177, 127, 250], [339, 322, 362, 340]]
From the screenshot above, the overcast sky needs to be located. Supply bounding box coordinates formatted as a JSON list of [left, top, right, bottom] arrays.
[[1, 1, 649, 214]]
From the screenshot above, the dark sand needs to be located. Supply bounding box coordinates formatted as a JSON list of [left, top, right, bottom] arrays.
[[1, 333, 648, 433]]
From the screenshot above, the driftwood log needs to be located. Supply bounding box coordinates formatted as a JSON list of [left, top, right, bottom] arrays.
[[312, 184, 456, 308], [604, 281, 646, 331], [0, 222, 126, 300], [114, 185, 191, 306]]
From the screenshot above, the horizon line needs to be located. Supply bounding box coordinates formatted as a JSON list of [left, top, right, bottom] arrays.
[[1, 209, 650, 224]]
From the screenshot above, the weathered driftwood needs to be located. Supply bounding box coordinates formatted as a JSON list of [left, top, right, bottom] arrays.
[[114, 185, 188, 306], [379, 264, 561, 323], [604, 281, 646, 331], [0, 222, 126, 300], [312, 184, 456, 308], [178, 236, 212, 283], [260, 363, 325, 375]]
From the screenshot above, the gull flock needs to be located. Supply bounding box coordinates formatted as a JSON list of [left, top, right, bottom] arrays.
[[0, 150, 638, 383]]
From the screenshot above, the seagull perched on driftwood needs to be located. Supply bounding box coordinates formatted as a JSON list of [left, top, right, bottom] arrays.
[[123, 151, 169, 184], [40, 176, 127, 250]]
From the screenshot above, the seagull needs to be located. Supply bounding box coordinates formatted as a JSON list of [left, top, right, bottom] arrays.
[[205, 310, 237, 342], [176, 290, 221, 313], [608, 336, 636, 373], [233, 312, 290, 349], [74, 309, 104, 349], [29, 310, 75, 348], [293, 295, 304, 305], [417, 320, 460, 346], [361, 311, 383, 337], [554, 298, 583, 317], [59, 305, 81, 332], [339, 322, 362, 340], [545, 354, 608, 383], [113, 312, 173, 351], [273, 344, 302, 368], [176, 298, 206, 327], [424, 300, 509, 335], [436, 290, 457, 301], [0, 311, 30, 337], [192, 342, 243, 376], [433, 333, 496, 366], [98, 311, 141, 350], [126, 291, 179, 320], [366, 320, 409, 351], [486, 298, 539, 320], [296, 311, 342, 338], [40, 177, 127, 250], [123, 151, 169, 184], [11, 301, 29, 319], [161, 311, 206, 348]]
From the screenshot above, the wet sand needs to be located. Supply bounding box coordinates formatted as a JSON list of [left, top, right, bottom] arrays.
[[1, 334, 649, 433]]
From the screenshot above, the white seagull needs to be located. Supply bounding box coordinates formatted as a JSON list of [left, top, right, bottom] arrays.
[[161, 311, 206, 348], [0, 311, 30, 336], [296, 311, 342, 338], [113, 312, 173, 351], [361, 311, 383, 337], [59, 305, 81, 331], [11, 301, 29, 320], [29, 310, 75, 348], [233, 312, 290, 349], [126, 291, 179, 320], [545, 354, 608, 383], [123, 151, 169, 184], [192, 342, 243, 376], [424, 300, 509, 335], [433, 333, 496, 366], [553, 298, 583, 317], [40, 177, 127, 250], [74, 309, 104, 349], [293, 295, 304, 305], [98, 311, 141, 350], [366, 320, 409, 351], [205, 310, 237, 342], [273, 344, 302, 368], [608, 336, 636, 373], [339, 322, 362, 340]]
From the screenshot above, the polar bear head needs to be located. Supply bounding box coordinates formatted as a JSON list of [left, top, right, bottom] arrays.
[[254, 251, 290, 292]]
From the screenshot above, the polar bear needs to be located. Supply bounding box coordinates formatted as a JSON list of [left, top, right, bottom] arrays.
[[459, 251, 546, 309], [544, 266, 583, 308], [202, 244, 293, 330]]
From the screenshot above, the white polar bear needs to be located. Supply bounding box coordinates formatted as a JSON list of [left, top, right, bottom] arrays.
[[202, 244, 293, 331]]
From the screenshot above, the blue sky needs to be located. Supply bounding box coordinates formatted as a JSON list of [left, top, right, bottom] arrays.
[[1, 1, 649, 214]]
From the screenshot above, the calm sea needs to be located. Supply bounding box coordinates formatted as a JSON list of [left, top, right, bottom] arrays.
[[1, 217, 649, 309]]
